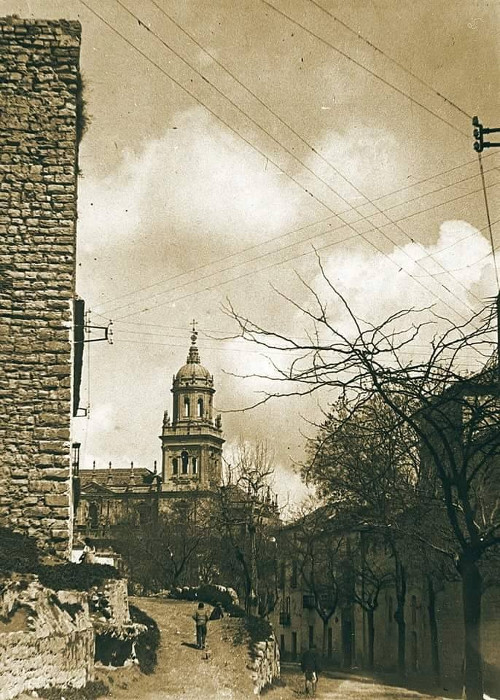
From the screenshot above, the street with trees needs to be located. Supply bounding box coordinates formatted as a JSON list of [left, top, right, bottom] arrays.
[[225, 261, 500, 700]]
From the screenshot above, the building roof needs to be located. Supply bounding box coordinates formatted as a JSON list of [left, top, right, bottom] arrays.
[[79, 467, 159, 489]]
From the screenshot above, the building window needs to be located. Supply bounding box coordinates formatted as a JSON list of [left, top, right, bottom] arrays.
[[411, 595, 417, 625], [280, 634, 285, 653], [181, 451, 189, 474], [172, 458, 178, 475], [197, 398, 203, 417], [89, 502, 98, 529], [291, 560, 298, 588], [279, 562, 286, 589], [192, 456, 197, 474], [279, 596, 291, 626], [184, 398, 190, 417]]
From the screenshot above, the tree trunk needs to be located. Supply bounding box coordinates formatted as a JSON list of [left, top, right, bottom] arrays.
[[395, 606, 406, 676], [427, 577, 440, 685], [322, 619, 328, 656], [367, 607, 375, 670], [394, 560, 406, 677], [461, 557, 483, 700]]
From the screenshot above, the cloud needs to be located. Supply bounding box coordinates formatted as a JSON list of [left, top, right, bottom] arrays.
[[311, 219, 493, 329], [78, 107, 316, 259]]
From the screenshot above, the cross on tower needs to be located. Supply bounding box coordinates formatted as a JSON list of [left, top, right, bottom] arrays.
[[191, 319, 198, 344]]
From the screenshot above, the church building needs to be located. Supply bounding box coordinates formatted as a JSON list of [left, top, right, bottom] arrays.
[[74, 324, 225, 540]]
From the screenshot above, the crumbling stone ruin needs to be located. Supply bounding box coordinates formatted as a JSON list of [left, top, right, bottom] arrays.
[[0, 16, 82, 554]]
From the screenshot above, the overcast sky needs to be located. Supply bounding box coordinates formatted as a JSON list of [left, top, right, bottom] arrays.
[[5, 0, 500, 507]]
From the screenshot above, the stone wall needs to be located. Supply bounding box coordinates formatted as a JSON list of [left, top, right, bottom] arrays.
[[248, 630, 281, 695], [90, 577, 130, 626], [0, 16, 81, 554], [0, 576, 94, 700]]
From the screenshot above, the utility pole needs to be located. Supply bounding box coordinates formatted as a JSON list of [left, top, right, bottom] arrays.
[[472, 116, 500, 152], [472, 118, 500, 374]]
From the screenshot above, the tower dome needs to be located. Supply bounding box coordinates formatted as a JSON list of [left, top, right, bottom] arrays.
[[160, 321, 224, 492], [174, 326, 213, 387]]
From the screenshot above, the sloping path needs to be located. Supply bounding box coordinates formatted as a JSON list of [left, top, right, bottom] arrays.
[[101, 597, 255, 700], [99, 598, 467, 699]]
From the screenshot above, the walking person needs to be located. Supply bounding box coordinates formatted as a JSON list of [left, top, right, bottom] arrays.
[[192, 602, 209, 649], [301, 643, 322, 696]]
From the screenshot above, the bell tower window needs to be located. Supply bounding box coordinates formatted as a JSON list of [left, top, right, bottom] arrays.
[[181, 451, 189, 474], [184, 398, 190, 417], [172, 457, 178, 475], [192, 457, 197, 474], [197, 398, 203, 418]]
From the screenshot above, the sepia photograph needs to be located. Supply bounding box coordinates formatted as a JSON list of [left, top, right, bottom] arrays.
[[0, 1, 499, 698]]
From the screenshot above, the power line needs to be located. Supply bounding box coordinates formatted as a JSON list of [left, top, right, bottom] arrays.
[[111, 0, 355, 215], [478, 153, 500, 291], [94, 162, 498, 314], [371, 151, 498, 203], [142, 0, 489, 309], [306, 0, 471, 120], [396, 182, 499, 224], [115, 213, 500, 324], [93, 215, 335, 313], [112, 326, 496, 355], [123, 1, 487, 312], [411, 233, 500, 277], [259, 0, 469, 139], [90, 0, 476, 324], [376, 166, 498, 217], [140, 0, 495, 310], [107, 185, 500, 323], [108, 335, 492, 370], [79, 0, 486, 323]]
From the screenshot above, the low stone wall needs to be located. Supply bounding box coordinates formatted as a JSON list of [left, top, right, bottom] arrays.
[[89, 578, 130, 626], [0, 627, 94, 700], [248, 630, 281, 695], [0, 577, 94, 700]]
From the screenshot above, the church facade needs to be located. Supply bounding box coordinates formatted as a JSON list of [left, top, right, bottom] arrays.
[[74, 326, 225, 542]]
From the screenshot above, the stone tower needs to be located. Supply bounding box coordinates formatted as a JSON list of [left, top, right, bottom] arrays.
[[0, 17, 81, 554], [160, 324, 224, 491]]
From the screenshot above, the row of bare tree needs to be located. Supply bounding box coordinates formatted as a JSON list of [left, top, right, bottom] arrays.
[[224, 263, 500, 700]]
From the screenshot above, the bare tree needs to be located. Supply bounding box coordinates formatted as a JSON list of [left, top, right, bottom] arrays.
[[347, 530, 393, 671], [305, 396, 424, 675], [289, 504, 348, 656], [114, 493, 211, 591], [214, 440, 280, 615], [224, 266, 500, 700]]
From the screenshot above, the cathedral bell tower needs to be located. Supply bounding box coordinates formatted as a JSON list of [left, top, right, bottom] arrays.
[[160, 322, 224, 491]]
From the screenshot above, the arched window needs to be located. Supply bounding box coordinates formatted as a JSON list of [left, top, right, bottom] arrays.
[[181, 451, 189, 474], [184, 398, 190, 417], [89, 502, 99, 529], [172, 457, 178, 475], [192, 456, 197, 474], [197, 398, 203, 417]]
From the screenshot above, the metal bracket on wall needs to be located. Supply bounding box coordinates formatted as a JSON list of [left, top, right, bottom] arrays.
[[84, 321, 113, 344]]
